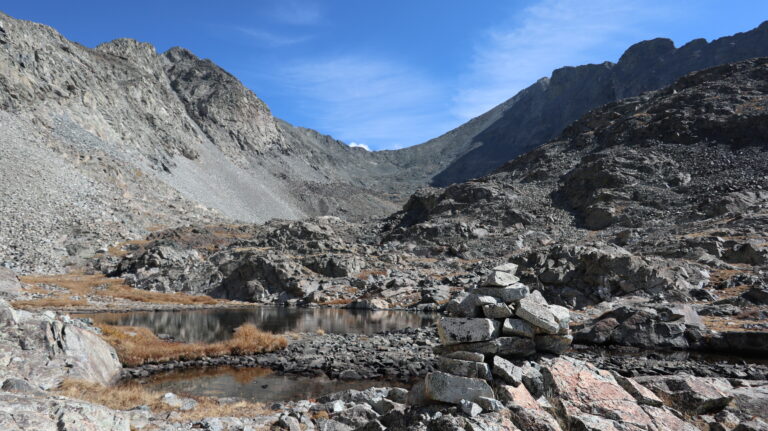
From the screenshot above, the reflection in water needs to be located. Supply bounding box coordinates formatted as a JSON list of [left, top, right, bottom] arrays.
[[76, 307, 437, 342], [132, 366, 407, 402]]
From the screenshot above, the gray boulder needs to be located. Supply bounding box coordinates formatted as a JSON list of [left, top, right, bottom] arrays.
[[482, 303, 513, 319], [483, 270, 519, 287], [424, 371, 494, 404], [459, 399, 482, 417], [502, 318, 535, 338], [437, 356, 492, 380], [472, 284, 529, 303], [437, 317, 501, 345], [492, 356, 522, 386], [515, 297, 560, 334], [445, 351, 485, 362], [0, 300, 121, 388], [0, 392, 130, 430], [435, 336, 536, 357]]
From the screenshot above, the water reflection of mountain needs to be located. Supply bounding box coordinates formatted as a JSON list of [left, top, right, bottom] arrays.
[[77, 308, 437, 342], [138, 366, 407, 402]]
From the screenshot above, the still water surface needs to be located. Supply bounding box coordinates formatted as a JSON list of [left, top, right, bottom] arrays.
[[77, 307, 437, 342], [130, 366, 408, 402]]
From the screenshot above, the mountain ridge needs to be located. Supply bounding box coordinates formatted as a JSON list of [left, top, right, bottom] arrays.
[[423, 20, 768, 185], [2, 10, 768, 274]]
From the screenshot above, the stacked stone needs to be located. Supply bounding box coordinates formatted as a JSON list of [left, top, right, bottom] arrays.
[[422, 263, 572, 410]]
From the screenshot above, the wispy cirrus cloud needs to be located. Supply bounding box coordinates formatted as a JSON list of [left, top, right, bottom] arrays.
[[236, 27, 311, 47], [452, 0, 670, 120], [273, 56, 456, 150], [271, 0, 322, 25]]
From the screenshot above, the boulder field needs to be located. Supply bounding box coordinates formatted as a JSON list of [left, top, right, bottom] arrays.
[[1, 296, 766, 430]]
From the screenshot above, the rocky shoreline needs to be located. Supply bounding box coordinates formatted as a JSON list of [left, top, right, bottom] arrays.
[[2, 289, 768, 430], [123, 327, 439, 382]]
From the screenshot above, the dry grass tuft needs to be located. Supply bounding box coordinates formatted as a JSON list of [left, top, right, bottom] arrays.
[[13, 272, 225, 310], [57, 379, 273, 420], [98, 323, 288, 367], [11, 297, 89, 308], [356, 269, 388, 280], [701, 315, 768, 333]]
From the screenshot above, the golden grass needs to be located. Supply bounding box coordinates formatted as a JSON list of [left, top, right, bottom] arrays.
[[13, 272, 225, 310], [701, 315, 768, 333], [98, 323, 288, 367], [57, 379, 273, 421], [11, 297, 89, 308], [355, 269, 388, 280]]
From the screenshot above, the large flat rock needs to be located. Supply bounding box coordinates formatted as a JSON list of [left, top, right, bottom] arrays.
[[0, 392, 131, 431], [515, 296, 559, 334], [424, 371, 494, 405], [437, 356, 492, 380], [502, 318, 535, 338], [472, 284, 529, 303], [541, 357, 697, 431], [437, 317, 500, 345], [434, 336, 536, 357], [483, 270, 520, 287], [633, 374, 733, 415], [0, 300, 122, 388]]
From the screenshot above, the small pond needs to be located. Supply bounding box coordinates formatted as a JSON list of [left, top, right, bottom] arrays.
[[76, 307, 437, 343], [127, 366, 408, 402]]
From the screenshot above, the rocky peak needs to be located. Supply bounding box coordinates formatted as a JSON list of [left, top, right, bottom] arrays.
[[95, 38, 158, 60], [163, 44, 286, 158], [617, 37, 677, 65], [163, 46, 197, 62]]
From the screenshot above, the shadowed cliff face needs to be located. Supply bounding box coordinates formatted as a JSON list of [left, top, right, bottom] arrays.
[[387, 57, 768, 244], [425, 22, 768, 186]]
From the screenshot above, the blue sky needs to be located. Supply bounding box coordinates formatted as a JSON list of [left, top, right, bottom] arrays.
[[3, 1, 768, 150]]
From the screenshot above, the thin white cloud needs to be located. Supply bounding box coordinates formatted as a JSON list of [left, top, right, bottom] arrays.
[[452, 0, 668, 120], [348, 142, 371, 151], [271, 0, 322, 25], [273, 56, 456, 150], [236, 27, 311, 47]]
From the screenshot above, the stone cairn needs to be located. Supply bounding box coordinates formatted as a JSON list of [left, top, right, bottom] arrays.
[[422, 263, 572, 413]]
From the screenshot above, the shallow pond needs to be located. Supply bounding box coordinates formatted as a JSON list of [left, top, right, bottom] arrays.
[[76, 307, 437, 342], [127, 366, 408, 402]]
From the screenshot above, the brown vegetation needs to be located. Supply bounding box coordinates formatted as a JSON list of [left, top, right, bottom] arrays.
[[57, 379, 272, 421], [10, 296, 89, 309], [356, 269, 388, 280], [98, 323, 288, 367], [12, 272, 225, 310], [701, 315, 768, 333]]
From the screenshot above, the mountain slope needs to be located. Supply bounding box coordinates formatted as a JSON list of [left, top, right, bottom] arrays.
[[410, 21, 768, 186], [2, 9, 768, 274], [384, 56, 768, 309], [0, 11, 401, 272]]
